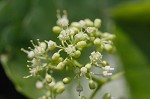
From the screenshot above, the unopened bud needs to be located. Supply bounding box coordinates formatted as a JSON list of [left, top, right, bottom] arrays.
[[104, 44, 113, 53], [84, 19, 93, 27], [94, 19, 101, 28], [63, 77, 71, 84], [52, 26, 62, 34], [85, 63, 92, 70], [76, 41, 87, 49], [54, 82, 65, 94], [94, 38, 101, 46], [102, 93, 111, 99], [52, 53, 60, 60], [45, 74, 52, 83], [80, 96, 86, 99], [74, 50, 81, 58], [56, 62, 65, 70], [36, 81, 43, 89], [101, 61, 109, 66], [71, 22, 81, 29], [48, 81, 55, 89], [47, 40, 57, 50], [28, 51, 35, 58], [89, 80, 96, 89]]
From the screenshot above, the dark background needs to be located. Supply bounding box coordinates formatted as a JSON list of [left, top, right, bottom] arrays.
[[0, 63, 26, 99]]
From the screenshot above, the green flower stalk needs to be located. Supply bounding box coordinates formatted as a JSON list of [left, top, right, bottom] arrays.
[[21, 10, 116, 99]]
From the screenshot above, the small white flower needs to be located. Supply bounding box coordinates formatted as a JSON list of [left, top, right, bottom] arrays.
[[65, 45, 76, 56], [79, 20, 86, 27], [31, 58, 41, 67], [47, 40, 57, 50], [29, 66, 42, 76], [29, 67, 38, 76], [102, 66, 114, 71], [80, 67, 87, 76], [58, 30, 69, 41], [34, 46, 45, 55], [86, 27, 95, 33], [57, 15, 69, 27], [102, 71, 112, 76], [89, 51, 102, 65], [21, 48, 35, 59]]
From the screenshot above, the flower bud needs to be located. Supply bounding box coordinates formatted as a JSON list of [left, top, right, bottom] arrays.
[[56, 62, 65, 70], [89, 80, 96, 89], [85, 63, 92, 70], [28, 51, 35, 58], [102, 93, 111, 99], [54, 81, 65, 94], [39, 42, 47, 50], [63, 77, 71, 84], [70, 27, 79, 34], [58, 57, 64, 62], [45, 74, 52, 83], [94, 19, 101, 28], [52, 26, 62, 34], [104, 44, 113, 53], [79, 20, 86, 27], [75, 32, 89, 42], [36, 81, 43, 89], [76, 41, 87, 49], [101, 61, 109, 66], [94, 38, 101, 46], [84, 19, 93, 27], [80, 96, 86, 99], [74, 50, 81, 58], [71, 22, 81, 29], [52, 53, 60, 60], [48, 81, 55, 89], [103, 32, 116, 40]]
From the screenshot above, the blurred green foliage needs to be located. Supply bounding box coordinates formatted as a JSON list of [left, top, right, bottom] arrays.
[[0, 0, 150, 99]]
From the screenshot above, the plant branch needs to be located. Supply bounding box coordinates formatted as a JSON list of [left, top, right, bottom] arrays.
[[89, 82, 102, 99], [89, 72, 124, 99]]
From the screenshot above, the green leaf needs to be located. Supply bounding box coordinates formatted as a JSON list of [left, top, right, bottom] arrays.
[[0, 52, 44, 99], [111, 1, 150, 23], [115, 26, 150, 99], [0, 0, 135, 98]]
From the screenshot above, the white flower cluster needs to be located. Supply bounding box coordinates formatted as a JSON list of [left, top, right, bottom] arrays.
[[22, 10, 116, 99]]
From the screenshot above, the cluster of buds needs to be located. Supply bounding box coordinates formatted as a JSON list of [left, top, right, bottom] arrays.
[[21, 10, 116, 99]]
